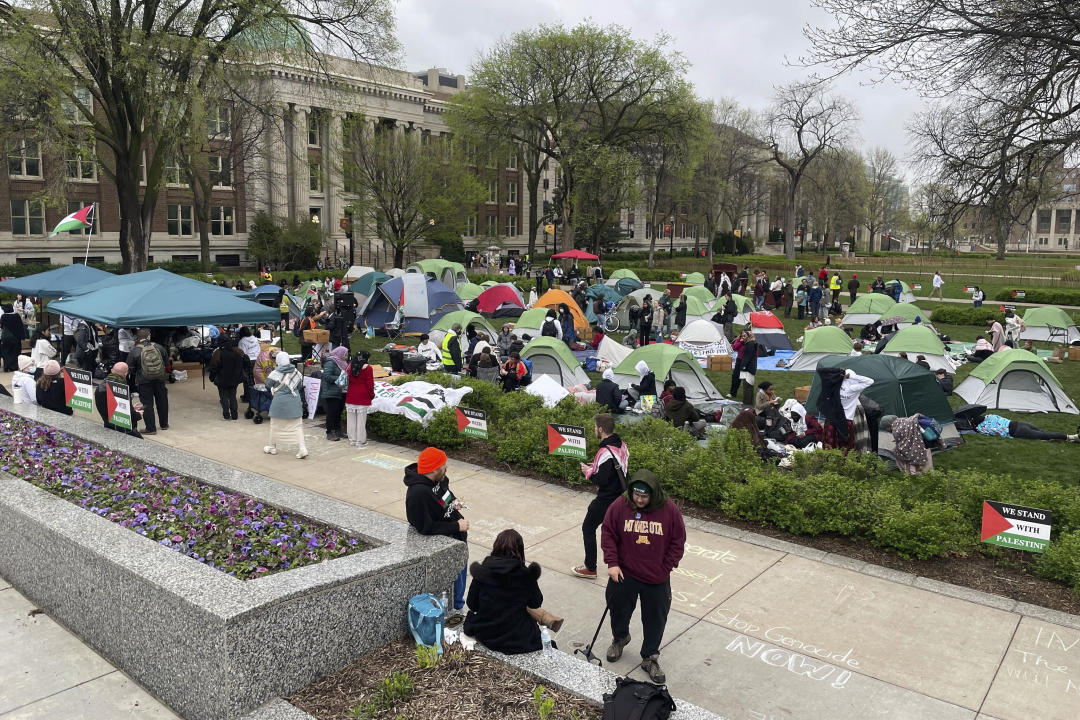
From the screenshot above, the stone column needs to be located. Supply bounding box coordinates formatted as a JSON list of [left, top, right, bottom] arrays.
[[392, 119, 406, 136], [290, 104, 311, 221], [326, 110, 346, 256], [268, 106, 289, 218]]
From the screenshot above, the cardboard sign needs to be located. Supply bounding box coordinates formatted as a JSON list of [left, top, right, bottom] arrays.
[[456, 407, 488, 439], [981, 501, 1052, 553], [302, 377, 321, 420], [547, 423, 586, 460], [63, 368, 93, 412], [105, 379, 132, 430]]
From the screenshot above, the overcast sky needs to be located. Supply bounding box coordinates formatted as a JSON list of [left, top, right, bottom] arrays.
[[395, 0, 925, 182]]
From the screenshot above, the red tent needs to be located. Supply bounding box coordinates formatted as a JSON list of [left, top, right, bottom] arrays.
[[475, 285, 525, 314], [749, 311, 785, 329], [551, 249, 599, 260]]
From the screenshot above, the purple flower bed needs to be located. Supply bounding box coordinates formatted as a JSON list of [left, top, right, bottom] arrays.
[[0, 410, 365, 580]]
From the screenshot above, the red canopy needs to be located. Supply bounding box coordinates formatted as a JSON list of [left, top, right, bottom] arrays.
[[475, 285, 525, 314], [551, 249, 599, 260], [749, 311, 785, 329]]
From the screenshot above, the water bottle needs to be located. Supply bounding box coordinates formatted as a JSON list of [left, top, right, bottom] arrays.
[[541, 626, 553, 656], [439, 590, 450, 614]]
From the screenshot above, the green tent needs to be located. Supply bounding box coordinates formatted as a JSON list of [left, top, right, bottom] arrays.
[[513, 307, 553, 336], [1021, 306, 1080, 344], [889, 302, 928, 323], [841, 294, 897, 325], [609, 268, 641, 282], [786, 326, 854, 371], [521, 336, 591, 387], [407, 259, 467, 288], [431, 309, 498, 335], [681, 286, 716, 305], [878, 325, 955, 373], [612, 343, 723, 401], [956, 349, 1077, 414], [456, 282, 484, 301], [683, 272, 706, 285], [679, 295, 711, 319], [349, 271, 390, 297], [805, 354, 955, 424], [481, 280, 499, 289]]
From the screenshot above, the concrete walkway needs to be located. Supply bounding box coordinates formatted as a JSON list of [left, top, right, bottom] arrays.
[[5, 375, 1080, 719]]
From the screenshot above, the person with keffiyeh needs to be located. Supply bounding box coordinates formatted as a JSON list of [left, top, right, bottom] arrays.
[[315, 345, 349, 441], [572, 413, 629, 580]]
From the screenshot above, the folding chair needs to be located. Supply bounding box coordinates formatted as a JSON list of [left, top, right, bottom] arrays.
[[384, 308, 405, 339]]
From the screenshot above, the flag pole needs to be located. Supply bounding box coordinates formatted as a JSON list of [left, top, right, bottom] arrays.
[[83, 203, 97, 265]]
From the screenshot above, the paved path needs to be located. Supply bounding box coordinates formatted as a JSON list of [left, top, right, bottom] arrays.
[[5, 375, 1080, 719]]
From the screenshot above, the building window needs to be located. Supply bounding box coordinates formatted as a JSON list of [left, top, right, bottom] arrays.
[[8, 140, 40, 177], [10, 199, 45, 236], [138, 151, 147, 185], [485, 215, 497, 236], [309, 161, 322, 192], [487, 179, 498, 203], [66, 201, 96, 236], [505, 216, 517, 237], [542, 178, 549, 190], [167, 204, 193, 236], [507, 154, 518, 170], [1058, 237, 1068, 247], [61, 87, 92, 123], [207, 104, 230, 137], [1037, 210, 1052, 234], [485, 148, 496, 168], [1038, 237, 1049, 245], [507, 181, 518, 204], [465, 214, 477, 237], [1056, 209, 1072, 235], [307, 113, 320, 146], [209, 155, 232, 188], [65, 141, 96, 180], [211, 206, 234, 236], [164, 155, 185, 185]]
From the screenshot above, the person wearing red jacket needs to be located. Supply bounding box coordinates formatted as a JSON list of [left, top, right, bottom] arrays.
[[601, 469, 686, 684], [344, 350, 375, 448]]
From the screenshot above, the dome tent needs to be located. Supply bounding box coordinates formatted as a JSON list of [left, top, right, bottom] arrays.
[[612, 276, 644, 296], [840, 294, 897, 326], [406, 259, 468, 288], [749, 311, 793, 352], [676, 319, 733, 361], [521, 336, 591, 388], [349, 271, 391, 308], [954, 349, 1078, 414], [513, 307, 552, 339], [785, 325, 855, 372], [889, 302, 929, 327], [455, 282, 484, 302], [613, 343, 724, 402], [1020, 306, 1080, 345], [476, 285, 525, 316], [683, 272, 706, 285], [594, 334, 632, 369], [358, 274, 462, 334], [879, 325, 957, 373], [679, 295, 713, 324], [727, 294, 755, 325], [680, 285, 717, 307], [343, 265, 375, 282], [884, 279, 916, 303], [534, 288, 590, 339], [608, 268, 641, 282], [583, 284, 622, 325], [428, 310, 501, 348], [614, 289, 653, 328]]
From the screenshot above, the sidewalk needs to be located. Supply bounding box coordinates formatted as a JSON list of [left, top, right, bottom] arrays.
[[913, 295, 1080, 311], [5, 375, 1080, 719]]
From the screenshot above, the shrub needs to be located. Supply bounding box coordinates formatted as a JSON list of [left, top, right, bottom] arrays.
[[924, 304, 1002, 326], [871, 497, 972, 560], [1035, 531, 1080, 591], [992, 288, 1080, 308]]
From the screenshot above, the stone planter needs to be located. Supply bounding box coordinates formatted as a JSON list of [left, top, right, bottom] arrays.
[[0, 400, 466, 720]]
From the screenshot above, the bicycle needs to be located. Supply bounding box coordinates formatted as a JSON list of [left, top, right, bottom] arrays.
[[601, 302, 619, 332]]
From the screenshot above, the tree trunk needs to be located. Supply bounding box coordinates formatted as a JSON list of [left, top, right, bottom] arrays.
[[995, 216, 1009, 260], [784, 187, 797, 261], [118, 197, 150, 273], [705, 218, 715, 266], [394, 244, 405, 268]]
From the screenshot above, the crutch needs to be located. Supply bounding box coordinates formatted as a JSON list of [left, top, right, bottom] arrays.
[[575, 603, 609, 667]]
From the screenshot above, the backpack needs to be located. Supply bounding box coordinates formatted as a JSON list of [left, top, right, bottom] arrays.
[[140, 342, 167, 381], [541, 319, 558, 337], [407, 593, 445, 654], [602, 677, 676, 720]]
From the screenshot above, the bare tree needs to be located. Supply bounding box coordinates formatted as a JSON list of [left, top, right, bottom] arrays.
[[862, 147, 902, 253], [764, 82, 858, 260], [803, 148, 866, 254]]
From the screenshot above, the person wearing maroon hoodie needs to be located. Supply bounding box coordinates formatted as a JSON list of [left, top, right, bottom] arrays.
[[601, 469, 686, 684], [344, 350, 375, 448]]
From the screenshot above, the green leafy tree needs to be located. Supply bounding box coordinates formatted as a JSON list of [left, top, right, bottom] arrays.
[[246, 211, 322, 270], [342, 121, 486, 268]]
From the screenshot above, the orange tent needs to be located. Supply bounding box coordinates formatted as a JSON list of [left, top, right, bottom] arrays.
[[533, 288, 591, 339]]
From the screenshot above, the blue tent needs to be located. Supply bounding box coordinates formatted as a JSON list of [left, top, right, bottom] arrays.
[[583, 284, 622, 324], [613, 277, 644, 297], [0, 264, 114, 298], [47, 270, 277, 326], [359, 274, 462, 334], [237, 284, 282, 302]]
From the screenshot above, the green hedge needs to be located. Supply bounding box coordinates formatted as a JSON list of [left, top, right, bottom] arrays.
[[924, 305, 1004, 326], [993, 288, 1080, 307], [360, 373, 1080, 589]]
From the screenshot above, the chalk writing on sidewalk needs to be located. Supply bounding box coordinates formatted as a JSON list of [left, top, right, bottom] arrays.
[[726, 635, 853, 690], [997, 624, 1080, 698], [712, 608, 861, 669], [361, 453, 409, 470]]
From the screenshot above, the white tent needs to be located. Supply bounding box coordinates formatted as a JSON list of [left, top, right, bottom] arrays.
[[955, 349, 1078, 414], [676, 319, 733, 361], [521, 336, 591, 389], [594, 335, 633, 369], [343, 265, 375, 282]]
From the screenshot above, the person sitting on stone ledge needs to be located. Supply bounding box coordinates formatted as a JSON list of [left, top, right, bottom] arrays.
[[463, 528, 562, 654]]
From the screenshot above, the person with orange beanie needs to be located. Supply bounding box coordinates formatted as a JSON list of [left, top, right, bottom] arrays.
[[404, 446, 469, 616]]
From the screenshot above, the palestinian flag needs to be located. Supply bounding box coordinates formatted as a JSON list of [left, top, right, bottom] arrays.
[[49, 204, 94, 236]]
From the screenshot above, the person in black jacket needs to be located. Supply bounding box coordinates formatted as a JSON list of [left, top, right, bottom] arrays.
[[93, 362, 143, 437], [594, 368, 626, 413], [404, 447, 469, 617], [35, 361, 73, 416], [464, 529, 560, 654], [627, 360, 656, 403], [209, 337, 247, 420], [674, 296, 687, 331], [572, 414, 628, 579]]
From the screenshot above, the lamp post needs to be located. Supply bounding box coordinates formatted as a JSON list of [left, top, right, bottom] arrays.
[[668, 212, 675, 258]]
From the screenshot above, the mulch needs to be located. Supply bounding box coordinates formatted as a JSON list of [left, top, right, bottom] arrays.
[[375, 432, 1080, 615], [289, 636, 600, 720]]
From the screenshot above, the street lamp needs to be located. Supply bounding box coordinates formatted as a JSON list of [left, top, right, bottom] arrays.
[[668, 213, 675, 258]]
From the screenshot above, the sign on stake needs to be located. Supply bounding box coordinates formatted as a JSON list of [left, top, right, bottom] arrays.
[[547, 423, 587, 460], [981, 501, 1051, 553], [456, 407, 488, 439]]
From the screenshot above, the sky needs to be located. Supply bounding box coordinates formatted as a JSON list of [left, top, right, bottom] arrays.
[[394, 0, 926, 181]]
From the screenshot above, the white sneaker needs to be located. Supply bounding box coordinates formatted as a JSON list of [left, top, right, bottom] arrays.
[[263, 445, 277, 455], [297, 449, 309, 459]]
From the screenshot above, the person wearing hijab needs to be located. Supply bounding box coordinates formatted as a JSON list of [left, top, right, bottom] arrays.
[[35, 360, 72, 416], [11, 355, 37, 404], [595, 368, 626, 413], [315, 345, 349, 441], [264, 352, 307, 458], [344, 350, 374, 448], [627, 360, 656, 402], [209, 336, 247, 421], [880, 414, 933, 475]]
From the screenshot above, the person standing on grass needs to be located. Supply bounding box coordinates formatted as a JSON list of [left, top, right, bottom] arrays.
[[404, 447, 469, 620], [731, 329, 758, 404], [808, 282, 823, 319], [601, 469, 686, 684], [344, 350, 374, 448], [848, 274, 860, 304], [930, 271, 944, 300], [987, 316, 1005, 351], [573, 414, 629, 580]]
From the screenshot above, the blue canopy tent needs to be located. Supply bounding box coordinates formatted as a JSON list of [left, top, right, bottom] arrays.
[[47, 270, 277, 326], [359, 274, 462, 334], [0, 264, 114, 298]]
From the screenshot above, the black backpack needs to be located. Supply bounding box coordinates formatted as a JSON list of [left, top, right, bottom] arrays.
[[541, 319, 558, 337], [602, 677, 676, 720]]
